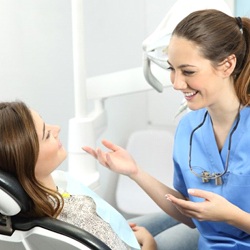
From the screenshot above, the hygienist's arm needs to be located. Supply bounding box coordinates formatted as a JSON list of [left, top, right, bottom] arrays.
[[229, 209, 250, 234], [130, 166, 195, 228], [167, 188, 250, 233], [83, 140, 195, 228]]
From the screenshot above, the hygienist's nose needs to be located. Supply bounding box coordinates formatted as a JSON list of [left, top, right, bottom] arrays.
[[171, 73, 187, 91]]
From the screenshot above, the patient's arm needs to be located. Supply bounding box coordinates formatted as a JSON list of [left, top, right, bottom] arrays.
[[130, 223, 157, 250]]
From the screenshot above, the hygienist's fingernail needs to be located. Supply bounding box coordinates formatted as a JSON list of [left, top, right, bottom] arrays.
[[165, 194, 172, 202], [188, 189, 195, 194]]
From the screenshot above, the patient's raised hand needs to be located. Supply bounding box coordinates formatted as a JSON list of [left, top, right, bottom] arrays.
[[82, 139, 139, 176]]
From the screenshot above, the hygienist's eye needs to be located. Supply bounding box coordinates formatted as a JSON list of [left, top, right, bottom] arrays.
[[167, 66, 174, 71], [183, 70, 195, 76]]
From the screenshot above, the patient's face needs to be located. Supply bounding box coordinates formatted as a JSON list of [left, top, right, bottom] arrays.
[[31, 110, 67, 183]]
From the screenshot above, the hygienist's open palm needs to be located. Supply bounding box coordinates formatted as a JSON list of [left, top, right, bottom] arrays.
[[83, 139, 138, 176], [166, 189, 239, 223]]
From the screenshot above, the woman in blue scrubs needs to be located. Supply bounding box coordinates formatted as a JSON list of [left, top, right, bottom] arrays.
[[84, 9, 250, 249]]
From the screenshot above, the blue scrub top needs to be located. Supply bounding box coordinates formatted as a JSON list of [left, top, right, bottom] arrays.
[[173, 107, 250, 249]]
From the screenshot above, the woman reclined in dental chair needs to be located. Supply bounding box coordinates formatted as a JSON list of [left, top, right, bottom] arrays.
[[0, 101, 156, 250]]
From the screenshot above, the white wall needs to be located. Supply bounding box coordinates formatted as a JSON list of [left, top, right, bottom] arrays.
[[0, 0, 74, 171]]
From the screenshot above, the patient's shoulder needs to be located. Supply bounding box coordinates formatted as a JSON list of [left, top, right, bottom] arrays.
[[58, 195, 130, 250]]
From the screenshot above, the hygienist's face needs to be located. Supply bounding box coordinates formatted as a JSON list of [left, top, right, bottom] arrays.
[[167, 35, 227, 110], [31, 110, 67, 180]]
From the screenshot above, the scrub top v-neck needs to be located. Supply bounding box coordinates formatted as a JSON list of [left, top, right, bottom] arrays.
[[173, 107, 250, 249]]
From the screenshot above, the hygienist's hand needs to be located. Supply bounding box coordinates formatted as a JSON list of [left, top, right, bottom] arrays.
[[166, 189, 239, 223], [129, 223, 157, 250], [82, 139, 138, 176]]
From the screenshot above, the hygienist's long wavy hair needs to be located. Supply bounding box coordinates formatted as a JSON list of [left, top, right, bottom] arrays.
[[172, 9, 250, 106], [0, 101, 63, 218]]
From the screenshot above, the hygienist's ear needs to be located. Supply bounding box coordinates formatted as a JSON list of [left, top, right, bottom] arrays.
[[218, 54, 236, 78]]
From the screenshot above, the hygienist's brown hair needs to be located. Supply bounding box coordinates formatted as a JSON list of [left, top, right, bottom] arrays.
[[173, 9, 250, 105]]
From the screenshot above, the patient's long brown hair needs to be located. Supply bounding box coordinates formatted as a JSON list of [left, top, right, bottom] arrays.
[[0, 101, 63, 218]]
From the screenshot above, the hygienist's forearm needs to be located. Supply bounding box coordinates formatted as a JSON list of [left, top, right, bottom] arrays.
[[228, 206, 250, 234], [130, 167, 195, 228]]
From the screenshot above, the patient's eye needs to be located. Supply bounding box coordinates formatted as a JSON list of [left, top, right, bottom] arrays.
[[46, 130, 51, 139]]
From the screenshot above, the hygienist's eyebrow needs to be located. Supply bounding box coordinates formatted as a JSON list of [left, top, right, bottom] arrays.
[[167, 60, 196, 69], [42, 122, 45, 140]]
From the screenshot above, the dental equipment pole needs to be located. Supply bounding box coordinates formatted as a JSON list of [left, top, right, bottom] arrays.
[[68, 0, 106, 189], [71, 0, 87, 118]]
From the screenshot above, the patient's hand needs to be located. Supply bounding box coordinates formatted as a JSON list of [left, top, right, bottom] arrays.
[[129, 223, 157, 250], [82, 139, 139, 177]]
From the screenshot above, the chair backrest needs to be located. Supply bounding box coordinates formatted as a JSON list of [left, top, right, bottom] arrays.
[[0, 170, 32, 216], [115, 129, 174, 216], [0, 170, 111, 250]]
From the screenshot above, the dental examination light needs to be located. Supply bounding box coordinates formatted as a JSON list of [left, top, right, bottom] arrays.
[[142, 0, 233, 93]]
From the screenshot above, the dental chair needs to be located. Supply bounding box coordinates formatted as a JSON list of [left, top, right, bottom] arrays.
[[0, 170, 111, 250]]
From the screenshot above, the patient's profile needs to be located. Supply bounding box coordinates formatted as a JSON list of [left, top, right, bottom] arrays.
[[0, 101, 156, 250]]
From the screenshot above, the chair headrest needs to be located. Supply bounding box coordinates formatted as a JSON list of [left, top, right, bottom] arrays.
[[0, 170, 31, 216]]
